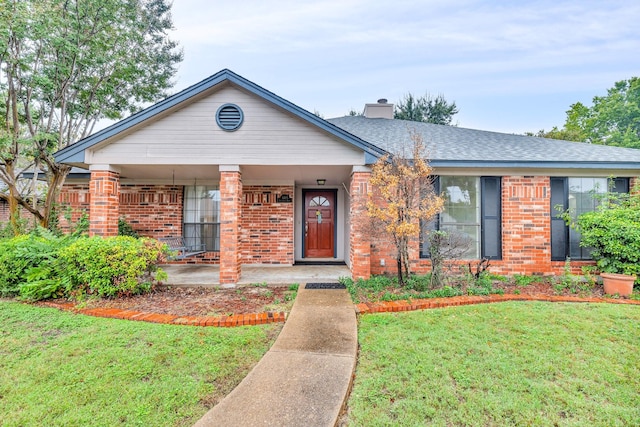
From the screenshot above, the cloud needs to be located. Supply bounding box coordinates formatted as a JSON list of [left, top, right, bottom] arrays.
[[173, 0, 638, 54], [168, 0, 640, 133]]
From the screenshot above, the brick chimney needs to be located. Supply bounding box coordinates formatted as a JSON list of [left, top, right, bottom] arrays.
[[363, 98, 394, 119]]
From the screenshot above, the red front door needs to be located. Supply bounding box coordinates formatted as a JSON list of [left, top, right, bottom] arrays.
[[304, 190, 335, 258]]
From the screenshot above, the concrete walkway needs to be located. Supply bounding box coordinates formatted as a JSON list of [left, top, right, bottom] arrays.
[[194, 283, 358, 427]]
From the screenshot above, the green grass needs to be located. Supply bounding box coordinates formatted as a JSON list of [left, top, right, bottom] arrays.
[[347, 302, 640, 426], [0, 301, 280, 427]]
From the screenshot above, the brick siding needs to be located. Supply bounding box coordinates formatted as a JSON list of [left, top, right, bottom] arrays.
[[240, 185, 294, 264], [219, 171, 242, 283], [65, 181, 316, 268], [55, 172, 619, 279], [349, 171, 372, 279], [59, 183, 220, 263], [0, 199, 43, 230], [58, 183, 91, 230], [370, 175, 595, 277], [0, 199, 9, 224], [59, 183, 185, 239], [119, 185, 183, 238]]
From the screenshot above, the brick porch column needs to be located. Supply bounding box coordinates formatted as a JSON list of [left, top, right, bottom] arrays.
[[349, 167, 372, 280], [501, 176, 551, 275], [89, 166, 120, 236], [219, 165, 242, 284]]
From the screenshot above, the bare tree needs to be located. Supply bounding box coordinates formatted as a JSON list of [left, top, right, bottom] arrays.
[[428, 229, 473, 288], [367, 131, 444, 286]]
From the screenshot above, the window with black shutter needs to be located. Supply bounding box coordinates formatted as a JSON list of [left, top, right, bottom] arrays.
[[421, 176, 502, 260], [550, 177, 629, 260]]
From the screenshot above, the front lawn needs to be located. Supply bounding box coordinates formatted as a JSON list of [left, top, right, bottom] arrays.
[[0, 301, 280, 426], [346, 302, 640, 426]]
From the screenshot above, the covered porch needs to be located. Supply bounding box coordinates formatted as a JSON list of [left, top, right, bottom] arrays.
[[79, 162, 372, 284]]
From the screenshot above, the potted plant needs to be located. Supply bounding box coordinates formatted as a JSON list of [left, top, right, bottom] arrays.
[[570, 189, 640, 297], [599, 272, 636, 297]]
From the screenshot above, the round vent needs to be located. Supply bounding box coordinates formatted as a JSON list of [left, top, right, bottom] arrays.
[[216, 103, 244, 131]]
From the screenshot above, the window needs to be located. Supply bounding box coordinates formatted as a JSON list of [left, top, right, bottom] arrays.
[[421, 176, 501, 259], [551, 177, 629, 260], [183, 186, 220, 251], [309, 196, 330, 207]]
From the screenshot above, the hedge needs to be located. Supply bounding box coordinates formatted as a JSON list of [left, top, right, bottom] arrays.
[[0, 232, 168, 301]]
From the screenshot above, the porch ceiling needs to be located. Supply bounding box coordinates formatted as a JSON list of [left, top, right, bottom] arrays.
[[115, 164, 353, 185]]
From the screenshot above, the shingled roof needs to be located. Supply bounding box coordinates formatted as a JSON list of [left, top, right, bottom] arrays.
[[328, 116, 640, 169]]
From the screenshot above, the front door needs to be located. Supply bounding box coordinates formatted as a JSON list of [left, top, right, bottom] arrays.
[[304, 190, 335, 258]]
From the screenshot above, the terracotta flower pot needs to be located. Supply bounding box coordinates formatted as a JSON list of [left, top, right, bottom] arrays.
[[600, 272, 636, 297]]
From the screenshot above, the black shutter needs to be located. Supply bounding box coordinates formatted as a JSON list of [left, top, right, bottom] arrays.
[[550, 177, 568, 261], [420, 177, 439, 258], [612, 177, 629, 194], [481, 177, 501, 259]]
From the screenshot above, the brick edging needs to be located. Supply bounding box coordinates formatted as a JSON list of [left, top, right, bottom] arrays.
[[37, 301, 287, 327], [34, 293, 639, 326], [355, 293, 640, 314]]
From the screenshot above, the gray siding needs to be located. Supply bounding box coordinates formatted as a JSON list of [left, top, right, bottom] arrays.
[[89, 86, 364, 166]]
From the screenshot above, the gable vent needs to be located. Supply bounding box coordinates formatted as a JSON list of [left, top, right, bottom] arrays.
[[216, 103, 244, 131]]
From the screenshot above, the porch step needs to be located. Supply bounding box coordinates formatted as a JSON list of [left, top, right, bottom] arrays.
[[294, 260, 346, 266]]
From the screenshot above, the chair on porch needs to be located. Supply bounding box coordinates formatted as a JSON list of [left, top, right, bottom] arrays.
[[159, 237, 206, 260]]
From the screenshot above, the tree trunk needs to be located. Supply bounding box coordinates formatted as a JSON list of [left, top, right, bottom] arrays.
[[40, 165, 71, 229], [396, 257, 404, 286], [402, 238, 411, 279], [8, 184, 20, 236], [4, 161, 20, 236]]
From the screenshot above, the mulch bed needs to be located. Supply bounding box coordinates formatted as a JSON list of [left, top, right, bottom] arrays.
[[18, 278, 636, 323], [489, 280, 606, 298], [351, 278, 620, 305], [35, 285, 295, 317]]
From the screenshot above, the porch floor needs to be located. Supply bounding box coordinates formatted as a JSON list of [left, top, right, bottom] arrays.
[[160, 264, 351, 287]]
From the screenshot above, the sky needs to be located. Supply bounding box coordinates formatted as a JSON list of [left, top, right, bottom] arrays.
[[166, 0, 640, 135]]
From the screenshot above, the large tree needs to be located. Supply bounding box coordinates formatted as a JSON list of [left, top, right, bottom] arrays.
[[584, 77, 640, 147], [0, 0, 182, 234], [367, 131, 444, 286], [394, 92, 459, 125], [531, 77, 640, 147]]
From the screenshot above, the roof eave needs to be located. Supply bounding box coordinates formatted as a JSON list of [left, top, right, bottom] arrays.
[[430, 160, 640, 169]]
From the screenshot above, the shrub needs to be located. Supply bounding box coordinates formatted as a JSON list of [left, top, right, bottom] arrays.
[[465, 270, 504, 296], [0, 216, 30, 238], [425, 285, 463, 298], [0, 230, 71, 300], [513, 274, 542, 287], [575, 192, 640, 279], [0, 235, 34, 297], [17, 230, 71, 301], [0, 232, 168, 301], [59, 236, 168, 298], [405, 274, 432, 292], [118, 217, 139, 237]]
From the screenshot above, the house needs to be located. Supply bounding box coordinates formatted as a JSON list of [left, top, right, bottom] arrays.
[[0, 198, 8, 225], [53, 69, 640, 284]]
